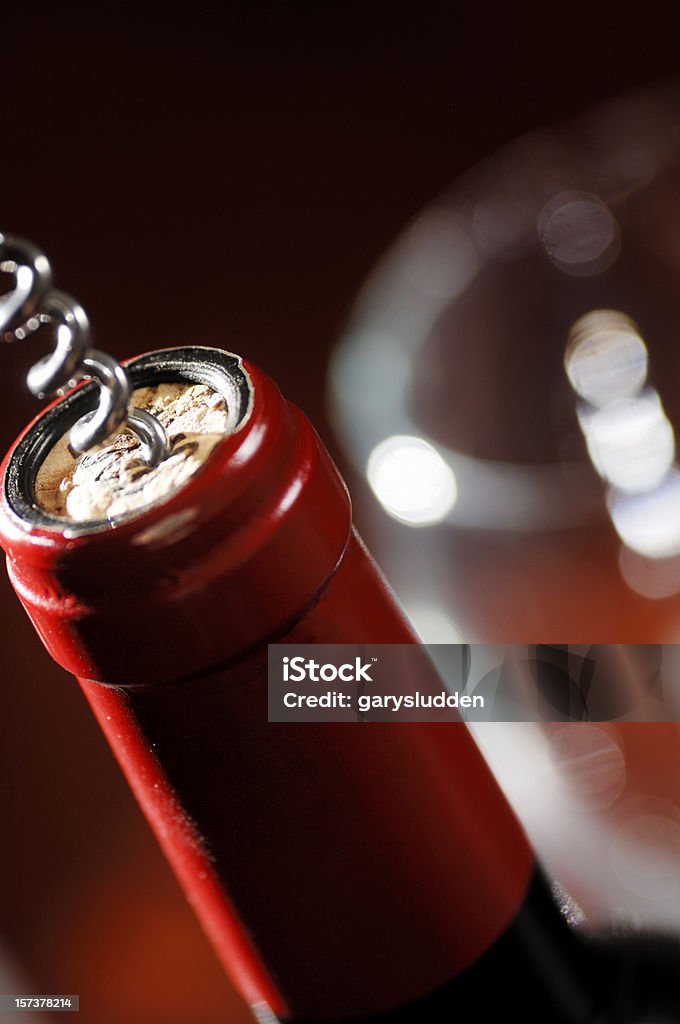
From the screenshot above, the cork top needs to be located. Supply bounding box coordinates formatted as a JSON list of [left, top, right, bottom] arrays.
[[35, 382, 229, 522]]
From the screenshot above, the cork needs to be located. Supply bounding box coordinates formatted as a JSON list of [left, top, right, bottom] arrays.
[[35, 383, 229, 523]]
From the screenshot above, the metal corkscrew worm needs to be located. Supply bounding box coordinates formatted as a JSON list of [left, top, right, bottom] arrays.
[[0, 232, 169, 466]]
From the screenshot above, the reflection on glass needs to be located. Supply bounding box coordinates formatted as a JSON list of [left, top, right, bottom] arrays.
[[366, 435, 457, 526]]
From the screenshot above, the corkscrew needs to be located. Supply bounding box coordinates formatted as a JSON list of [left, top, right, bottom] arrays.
[[0, 232, 169, 466]]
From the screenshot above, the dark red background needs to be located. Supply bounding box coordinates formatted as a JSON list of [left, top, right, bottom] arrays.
[[2, 5, 680, 1022]]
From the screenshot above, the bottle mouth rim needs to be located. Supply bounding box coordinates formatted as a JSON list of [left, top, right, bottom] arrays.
[[3, 346, 253, 536]]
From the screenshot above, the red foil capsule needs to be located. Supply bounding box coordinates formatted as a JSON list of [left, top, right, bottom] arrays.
[[0, 347, 532, 1020]]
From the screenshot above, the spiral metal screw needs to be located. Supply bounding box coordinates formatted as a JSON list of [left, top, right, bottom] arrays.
[[0, 232, 169, 466]]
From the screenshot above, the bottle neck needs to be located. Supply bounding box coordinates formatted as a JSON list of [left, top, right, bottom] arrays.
[[80, 534, 535, 1021]]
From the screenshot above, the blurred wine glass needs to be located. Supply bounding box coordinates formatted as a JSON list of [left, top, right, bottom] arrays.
[[329, 80, 680, 933]]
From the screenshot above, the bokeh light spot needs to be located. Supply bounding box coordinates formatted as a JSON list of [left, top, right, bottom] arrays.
[[367, 435, 457, 526]]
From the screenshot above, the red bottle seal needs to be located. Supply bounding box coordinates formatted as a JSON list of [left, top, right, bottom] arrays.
[[0, 347, 533, 1019]]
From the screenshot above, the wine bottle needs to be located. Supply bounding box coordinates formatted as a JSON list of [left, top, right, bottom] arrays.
[[0, 346, 677, 1022]]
